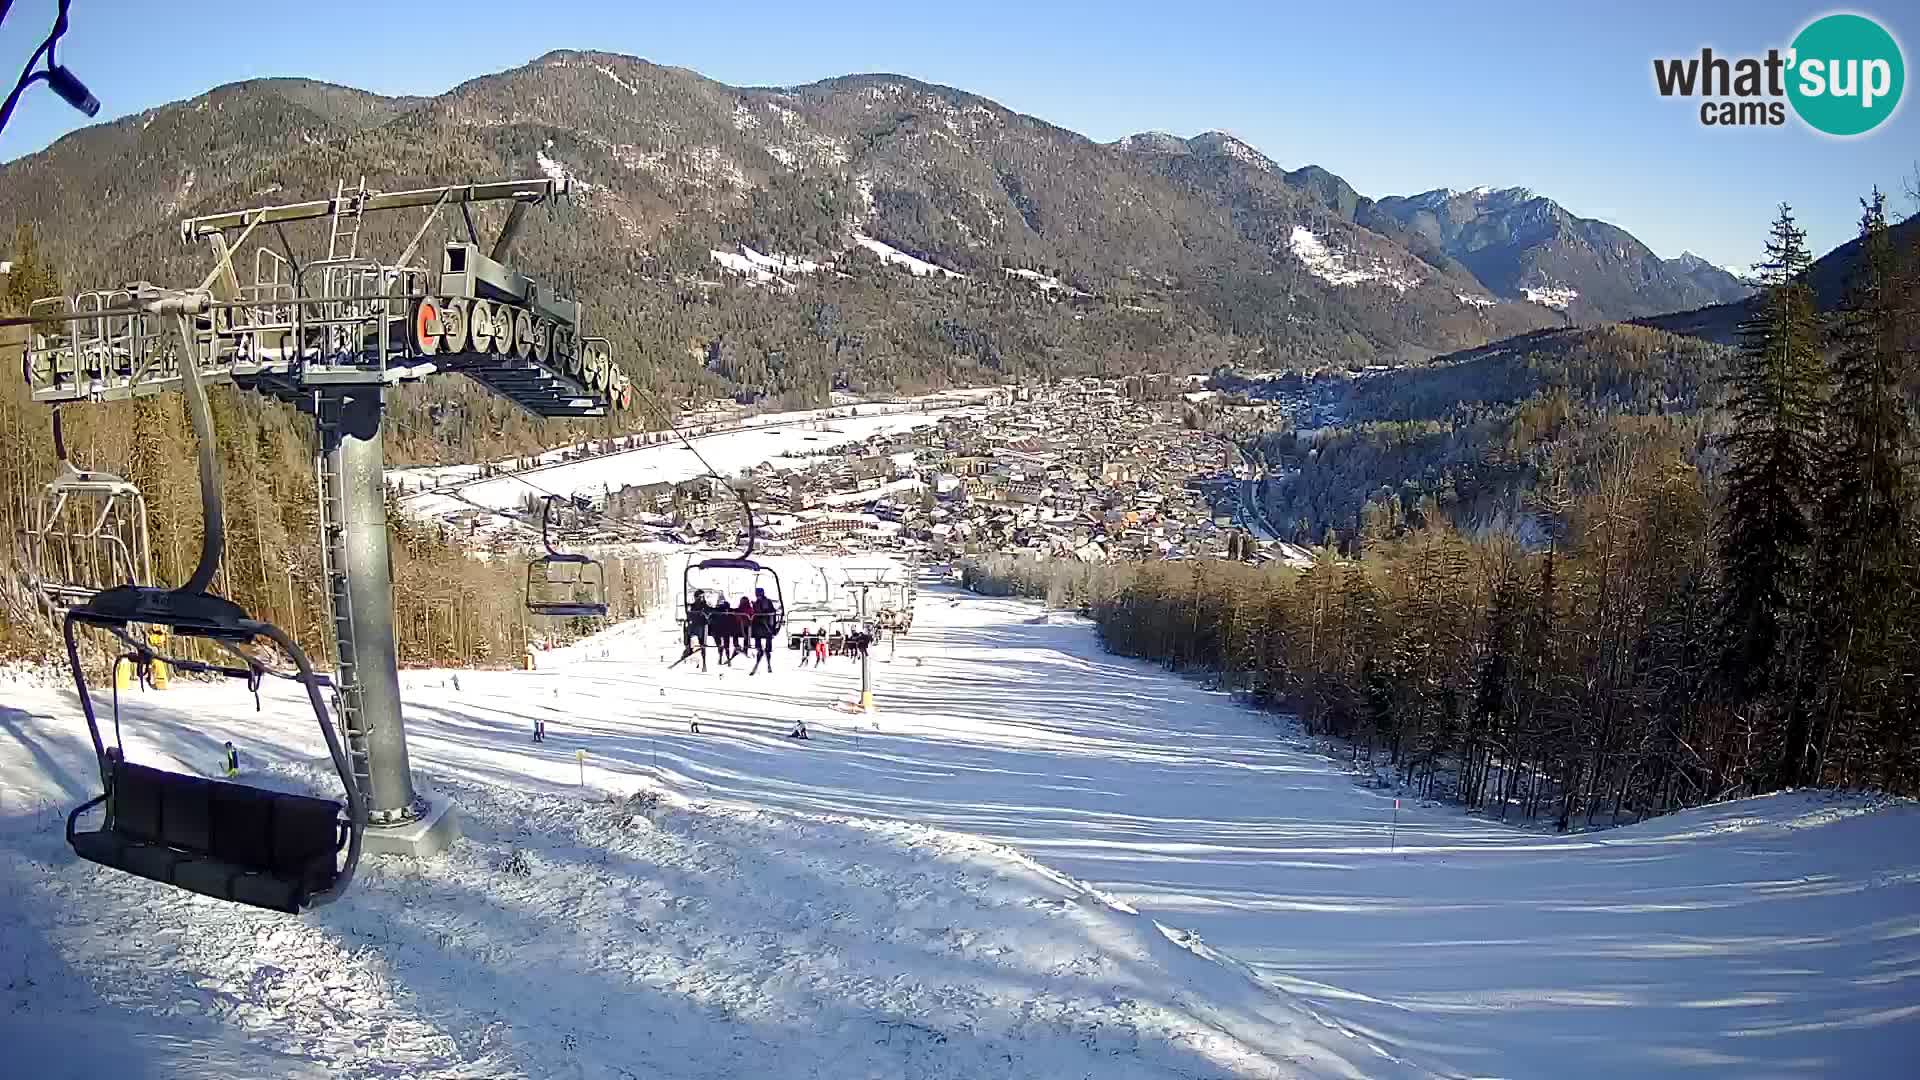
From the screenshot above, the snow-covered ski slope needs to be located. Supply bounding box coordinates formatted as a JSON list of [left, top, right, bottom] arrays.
[[3, 587, 1917, 1078]]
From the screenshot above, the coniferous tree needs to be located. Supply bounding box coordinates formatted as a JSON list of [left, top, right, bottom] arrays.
[[1715, 205, 1823, 789], [1807, 191, 1917, 789], [4, 224, 60, 312]]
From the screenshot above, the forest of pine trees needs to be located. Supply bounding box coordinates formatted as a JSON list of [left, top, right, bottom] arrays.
[[966, 201, 1920, 821]]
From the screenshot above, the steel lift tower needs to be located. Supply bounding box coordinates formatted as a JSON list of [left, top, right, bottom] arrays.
[[19, 176, 633, 856], [841, 562, 914, 711]]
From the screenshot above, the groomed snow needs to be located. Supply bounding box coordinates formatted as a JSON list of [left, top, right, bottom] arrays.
[[1288, 227, 1420, 293], [3, 587, 1915, 1078]]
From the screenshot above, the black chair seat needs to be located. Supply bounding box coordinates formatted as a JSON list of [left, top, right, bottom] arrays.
[[68, 762, 344, 914]]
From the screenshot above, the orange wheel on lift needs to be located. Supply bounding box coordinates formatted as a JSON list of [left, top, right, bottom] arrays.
[[413, 297, 444, 355]]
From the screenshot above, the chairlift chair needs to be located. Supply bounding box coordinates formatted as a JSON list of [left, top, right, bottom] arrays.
[[684, 555, 785, 640], [526, 496, 608, 618], [56, 309, 363, 914], [824, 614, 867, 655], [783, 603, 835, 649], [21, 411, 153, 617], [62, 587, 364, 914]]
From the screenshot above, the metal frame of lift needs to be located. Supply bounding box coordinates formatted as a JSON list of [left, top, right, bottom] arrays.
[[14, 175, 633, 859]]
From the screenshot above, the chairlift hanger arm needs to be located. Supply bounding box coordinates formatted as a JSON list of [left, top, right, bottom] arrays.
[[179, 178, 572, 240]]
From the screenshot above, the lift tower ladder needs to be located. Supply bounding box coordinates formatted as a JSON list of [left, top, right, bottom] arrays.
[[328, 176, 367, 261], [314, 395, 371, 809]]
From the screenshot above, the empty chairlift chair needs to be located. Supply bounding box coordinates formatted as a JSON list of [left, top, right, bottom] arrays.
[[22, 410, 154, 618], [526, 495, 609, 618], [63, 588, 364, 914]]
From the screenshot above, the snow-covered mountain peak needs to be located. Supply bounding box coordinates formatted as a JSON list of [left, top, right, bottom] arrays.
[[1112, 130, 1191, 154], [1187, 130, 1278, 172]]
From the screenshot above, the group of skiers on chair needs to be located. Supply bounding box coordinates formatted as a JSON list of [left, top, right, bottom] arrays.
[[793, 625, 872, 667], [680, 589, 780, 673]]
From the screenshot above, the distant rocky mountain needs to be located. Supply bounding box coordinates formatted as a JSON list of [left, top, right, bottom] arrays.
[[1667, 251, 1751, 293], [1636, 216, 1920, 344], [0, 52, 1747, 413], [1361, 187, 1753, 321], [1109, 131, 1751, 324]]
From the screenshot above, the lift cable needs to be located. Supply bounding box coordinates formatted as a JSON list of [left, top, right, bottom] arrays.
[[0, 0, 98, 139], [457, 389, 767, 561]]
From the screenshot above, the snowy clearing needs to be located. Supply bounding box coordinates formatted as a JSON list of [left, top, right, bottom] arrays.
[[1521, 284, 1578, 309], [3, 586, 1915, 1078], [1002, 267, 1092, 298], [391, 401, 983, 529], [852, 234, 967, 279], [1287, 227, 1420, 294], [709, 245, 825, 284], [708, 249, 785, 285], [536, 141, 590, 191]]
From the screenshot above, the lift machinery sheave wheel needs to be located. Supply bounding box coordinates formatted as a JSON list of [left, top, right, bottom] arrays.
[[439, 297, 470, 354]]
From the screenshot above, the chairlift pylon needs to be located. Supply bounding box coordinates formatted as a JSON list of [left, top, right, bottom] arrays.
[[525, 495, 608, 618], [59, 302, 364, 914]]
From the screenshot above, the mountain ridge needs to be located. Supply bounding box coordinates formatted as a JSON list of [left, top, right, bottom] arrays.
[[1, 52, 1751, 408]]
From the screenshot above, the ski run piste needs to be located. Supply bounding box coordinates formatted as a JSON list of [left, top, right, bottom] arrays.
[[3, 580, 1916, 1078]]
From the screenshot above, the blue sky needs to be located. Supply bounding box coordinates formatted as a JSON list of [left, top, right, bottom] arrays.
[[2, 0, 1912, 270]]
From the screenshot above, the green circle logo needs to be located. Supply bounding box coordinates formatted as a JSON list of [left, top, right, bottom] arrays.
[[1788, 13, 1904, 136]]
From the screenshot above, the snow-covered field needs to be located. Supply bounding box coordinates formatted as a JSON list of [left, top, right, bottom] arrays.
[[3, 585, 1916, 1078], [392, 400, 984, 529]]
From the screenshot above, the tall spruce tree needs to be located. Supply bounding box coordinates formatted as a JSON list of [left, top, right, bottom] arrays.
[[1807, 191, 1917, 788], [1716, 205, 1823, 789]]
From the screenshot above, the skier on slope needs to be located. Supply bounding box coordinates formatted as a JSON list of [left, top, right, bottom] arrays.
[[750, 587, 779, 674]]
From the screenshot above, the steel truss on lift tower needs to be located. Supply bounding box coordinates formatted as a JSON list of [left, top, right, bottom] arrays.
[[11, 174, 635, 872]]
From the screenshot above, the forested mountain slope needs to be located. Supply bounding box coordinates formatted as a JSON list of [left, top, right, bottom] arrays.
[[4, 50, 1742, 455], [1219, 324, 1734, 546]]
